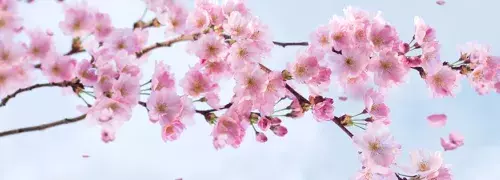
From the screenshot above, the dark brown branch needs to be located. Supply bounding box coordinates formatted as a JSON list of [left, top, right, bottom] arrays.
[[0, 81, 78, 108], [0, 114, 87, 137], [195, 103, 233, 114], [272, 41, 309, 48], [333, 116, 354, 138]]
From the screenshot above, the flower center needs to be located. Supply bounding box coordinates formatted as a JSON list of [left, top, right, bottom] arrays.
[[333, 32, 344, 41], [345, 57, 354, 66], [164, 125, 175, 135], [51, 66, 61, 75], [207, 45, 219, 56], [319, 35, 329, 45], [380, 61, 392, 71], [372, 36, 383, 47], [237, 48, 247, 58], [192, 81, 204, 94], [155, 103, 168, 113], [1, 51, 9, 61], [0, 18, 6, 28], [295, 65, 306, 76], [368, 141, 381, 151], [196, 18, 205, 28], [418, 162, 430, 172]]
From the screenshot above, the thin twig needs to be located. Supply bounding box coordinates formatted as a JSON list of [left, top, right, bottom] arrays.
[[0, 81, 76, 108], [136, 34, 199, 57], [272, 41, 309, 48], [0, 114, 87, 137]]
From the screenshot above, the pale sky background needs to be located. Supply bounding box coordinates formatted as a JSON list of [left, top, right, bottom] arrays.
[[1, 0, 499, 179]]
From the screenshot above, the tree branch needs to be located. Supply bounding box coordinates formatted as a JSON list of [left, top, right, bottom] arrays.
[[0, 81, 78, 108], [272, 41, 309, 48], [0, 114, 87, 137], [136, 34, 200, 58]]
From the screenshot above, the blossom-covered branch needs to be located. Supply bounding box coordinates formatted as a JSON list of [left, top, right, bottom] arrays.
[[2, 0, 497, 179]]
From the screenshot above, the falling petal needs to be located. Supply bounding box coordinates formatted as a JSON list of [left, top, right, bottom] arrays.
[[427, 114, 447, 127], [436, 0, 446, 5], [338, 96, 348, 101]]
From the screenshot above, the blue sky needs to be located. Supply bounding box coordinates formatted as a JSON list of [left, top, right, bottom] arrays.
[[0, 0, 499, 179]]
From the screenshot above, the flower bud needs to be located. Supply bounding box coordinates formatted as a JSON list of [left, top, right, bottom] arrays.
[[271, 125, 288, 137], [256, 132, 268, 143]]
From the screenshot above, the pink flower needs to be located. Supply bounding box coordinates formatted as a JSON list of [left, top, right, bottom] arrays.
[[353, 168, 397, 180], [329, 48, 369, 77], [256, 132, 268, 143], [223, 0, 249, 16], [157, 3, 187, 34], [0, 11, 21, 33], [469, 65, 496, 95], [179, 95, 196, 125], [312, 98, 335, 121], [427, 114, 447, 128], [180, 68, 217, 97], [369, 50, 407, 87], [289, 52, 320, 83], [234, 65, 267, 98], [407, 150, 443, 177], [329, 16, 351, 50], [0, 37, 24, 66], [146, 89, 182, 124], [343, 6, 370, 24], [205, 92, 221, 109], [161, 120, 185, 142], [200, 59, 230, 80], [89, 97, 132, 124], [227, 40, 260, 69], [104, 28, 144, 55], [310, 25, 332, 52], [111, 74, 140, 106], [338, 72, 369, 99], [212, 115, 245, 149], [421, 41, 442, 73], [41, 55, 76, 82], [425, 66, 460, 97], [353, 121, 400, 173], [368, 14, 398, 50], [0, 64, 33, 96], [414, 17, 436, 46], [271, 125, 288, 137], [223, 11, 249, 39], [308, 66, 332, 95], [26, 29, 53, 61], [247, 17, 273, 52], [429, 165, 452, 180], [364, 89, 390, 121], [76, 59, 98, 86], [152, 61, 176, 91], [101, 128, 116, 143], [257, 72, 286, 115], [59, 2, 95, 37], [186, 8, 210, 33], [188, 32, 227, 60], [93, 12, 113, 41]]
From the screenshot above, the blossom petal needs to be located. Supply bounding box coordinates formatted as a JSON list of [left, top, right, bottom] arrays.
[[427, 114, 447, 127]]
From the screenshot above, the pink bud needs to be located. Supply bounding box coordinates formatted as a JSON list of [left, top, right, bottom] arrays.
[[258, 117, 270, 131], [270, 117, 282, 125], [256, 132, 268, 143], [338, 96, 348, 101], [399, 43, 410, 54], [271, 125, 288, 137], [405, 56, 422, 67], [101, 130, 115, 143]]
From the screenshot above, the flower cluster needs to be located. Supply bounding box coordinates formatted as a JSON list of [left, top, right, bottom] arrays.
[[2, 0, 499, 179]]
